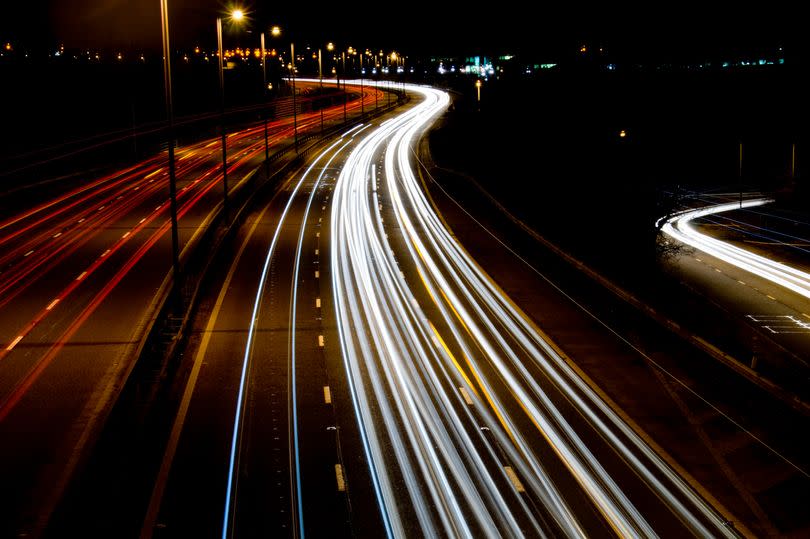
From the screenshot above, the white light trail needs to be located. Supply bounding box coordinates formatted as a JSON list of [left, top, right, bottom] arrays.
[[660, 199, 810, 300], [331, 85, 739, 537], [222, 138, 345, 539]]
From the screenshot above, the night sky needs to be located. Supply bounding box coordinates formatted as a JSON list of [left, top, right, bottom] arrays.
[[3, 1, 803, 60]]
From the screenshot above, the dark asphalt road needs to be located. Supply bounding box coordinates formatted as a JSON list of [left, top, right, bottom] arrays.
[[418, 147, 810, 535], [0, 82, 384, 538]]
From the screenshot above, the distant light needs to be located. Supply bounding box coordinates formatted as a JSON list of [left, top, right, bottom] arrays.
[[619, 129, 627, 138], [580, 45, 587, 53], [271, 26, 281, 37], [327, 42, 334, 51], [475, 80, 482, 88], [4, 42, 11, 51], [194, 46, 200, 54], [231, 9, 245, 21]]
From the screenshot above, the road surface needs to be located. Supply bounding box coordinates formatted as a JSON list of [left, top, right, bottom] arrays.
[[0, 82, 382, 537]]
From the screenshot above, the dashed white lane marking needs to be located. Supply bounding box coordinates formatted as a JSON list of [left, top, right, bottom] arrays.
[[53, 232, 62, 238], [76, 271, 87, 281], [316, 298, 321, 308], [101, 249, 111, 258], [459, 387, 473, 405], [315, 270, 320, 279], [318, 335, 324, 347], [335, 464, 346, 491], [323, 386, 332, 404], [46, 298, 60, 311], [504, 466, 525, 493], [24, 250, 34, 257], [6, 335, 24, 351], [315, 249, 319, 256]]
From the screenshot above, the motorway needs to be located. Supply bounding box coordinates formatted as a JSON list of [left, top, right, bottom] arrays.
[[327, 86, 738, 537], [661, 196, 810, 369], [3, 81, 749, 538], [139, 84, 744, 537], [0, 82, 382, 537]]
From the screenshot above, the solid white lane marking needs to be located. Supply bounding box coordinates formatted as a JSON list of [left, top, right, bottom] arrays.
[[335, 464, 346, 491], [323, 386, 332, 404], [6, 335, 23, 351]]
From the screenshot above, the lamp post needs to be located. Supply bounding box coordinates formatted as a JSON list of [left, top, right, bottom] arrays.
[[290, 43, 298, 150], [216, 9, 244, 221], [159, 0, 180, 284], [260, 32, 269, 166], [318, 48, 324, 133], [360, 52, 364, 118], [739, 142, 743, 208], [342, 51, 347, 122]]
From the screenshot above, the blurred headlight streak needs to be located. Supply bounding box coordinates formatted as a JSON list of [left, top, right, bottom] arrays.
[[331, 85, 738, 537]]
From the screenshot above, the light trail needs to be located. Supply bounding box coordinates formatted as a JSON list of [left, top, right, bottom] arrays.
[[660, 198, 810, 300], [221, 136, 349, 539], [331, 85, 739, 536]]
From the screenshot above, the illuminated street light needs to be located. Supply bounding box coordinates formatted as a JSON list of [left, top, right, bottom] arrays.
[[271, 25, 281, 36], [475, 79, 482, 103], [159, 0, 181, 286], [327, 42, 334, 52], [217, 7, 246, 220]]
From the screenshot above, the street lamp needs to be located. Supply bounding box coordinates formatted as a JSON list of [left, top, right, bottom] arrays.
[[260, 32, 269, 167], [216, 8, 245, 221], [360, 52, 364, 118], [341, 51, 347, 122], [290, 43, 298, 149], [159, 0, 180, 285], [271, 25, 281, 37]]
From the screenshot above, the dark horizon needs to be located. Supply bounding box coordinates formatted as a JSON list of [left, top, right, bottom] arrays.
[[2, 1, 803, 62]]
